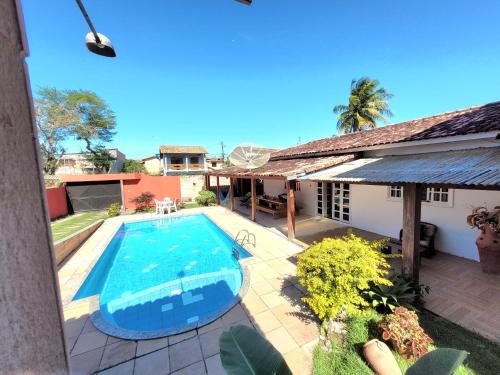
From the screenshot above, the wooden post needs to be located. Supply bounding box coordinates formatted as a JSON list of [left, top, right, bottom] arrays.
[[205, 175, 211, 190], [286, 179, 296, 240], [402, 183, 422, 284], [251, 178, 257, 222], [216, 176, 220, 205], [229, 177, 235, 211], [120, 179, 126, 212]]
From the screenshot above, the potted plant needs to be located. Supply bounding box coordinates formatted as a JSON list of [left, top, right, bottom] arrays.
[[467, 206, 500, 274]]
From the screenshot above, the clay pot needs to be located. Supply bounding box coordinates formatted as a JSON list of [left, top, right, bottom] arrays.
[[363, 339, 402, 375], [476, 224, 500, 274]]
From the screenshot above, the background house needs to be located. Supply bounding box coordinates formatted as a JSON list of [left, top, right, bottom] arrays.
[[54, 148, 126, 175], [141, 155, 162, 175], [159, 145, 208, 201]]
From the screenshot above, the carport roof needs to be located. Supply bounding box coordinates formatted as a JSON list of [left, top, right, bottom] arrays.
[[300, 147, 500, 187]]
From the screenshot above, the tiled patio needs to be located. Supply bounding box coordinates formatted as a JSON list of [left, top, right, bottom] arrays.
[[59, 207, 319, 375]]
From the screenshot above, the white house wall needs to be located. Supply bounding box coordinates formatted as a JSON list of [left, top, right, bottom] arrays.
[[349, 184, 499, 261], [262, 179, 321, 217]]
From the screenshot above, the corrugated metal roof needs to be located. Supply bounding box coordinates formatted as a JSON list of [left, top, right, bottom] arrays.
[[206, 154, 356, 178], [300, 147, 500, 187]]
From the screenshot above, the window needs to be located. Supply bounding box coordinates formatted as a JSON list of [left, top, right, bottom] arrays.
[[211, 162, 217, 167], [190, 156, 199, 164], [387, 186, 453, 207], [388, 185, 403, 200]]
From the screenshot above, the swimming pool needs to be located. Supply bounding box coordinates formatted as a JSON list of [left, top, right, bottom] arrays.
[[75, 214, 251, 339]]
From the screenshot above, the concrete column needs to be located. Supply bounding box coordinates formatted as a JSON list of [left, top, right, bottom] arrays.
[[0, 1, 69, 373], [185, 156, 189, 171]]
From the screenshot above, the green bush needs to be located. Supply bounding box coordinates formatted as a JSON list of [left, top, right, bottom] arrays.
[[195, 190, 216, 206], [107, 202, 121, 217], [296, 231, 391, 320], [122, 159, 146, 173]]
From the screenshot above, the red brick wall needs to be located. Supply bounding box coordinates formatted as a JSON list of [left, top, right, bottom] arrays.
[[46, 187, 68, 220], [123, 175, 181, 210]]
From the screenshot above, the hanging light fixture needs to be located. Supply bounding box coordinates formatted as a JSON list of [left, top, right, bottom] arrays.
[[75, 0, 116, 57]]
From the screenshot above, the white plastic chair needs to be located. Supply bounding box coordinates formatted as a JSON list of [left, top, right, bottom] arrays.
[[154, 199, 165, 215], [163, 197, 178, 214]]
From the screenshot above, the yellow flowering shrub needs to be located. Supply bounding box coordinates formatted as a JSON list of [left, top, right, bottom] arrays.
[[296, 231, 391, 320]]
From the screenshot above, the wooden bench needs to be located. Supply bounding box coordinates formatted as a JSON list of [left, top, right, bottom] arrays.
[[256, 196, 287, 219]]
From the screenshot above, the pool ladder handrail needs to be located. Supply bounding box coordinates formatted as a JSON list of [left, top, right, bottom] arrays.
[[232, 229, 255, 259]]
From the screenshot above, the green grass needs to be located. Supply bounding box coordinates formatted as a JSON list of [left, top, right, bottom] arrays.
[[51, 211, 107, 242], [181, 202, 202, 209], [313, 309, 499, 375]]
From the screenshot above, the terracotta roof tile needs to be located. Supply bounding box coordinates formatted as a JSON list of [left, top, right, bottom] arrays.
[[159, 145, 208, 154], [272, 102, 500, 159]]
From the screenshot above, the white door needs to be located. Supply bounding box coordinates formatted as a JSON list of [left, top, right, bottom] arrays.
[[333, 183, 350, 223]]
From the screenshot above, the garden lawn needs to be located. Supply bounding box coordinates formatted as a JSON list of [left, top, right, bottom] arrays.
[[313, 309, 499, 375], [181, 202, 202, 209], [51, 211, 107, 242]]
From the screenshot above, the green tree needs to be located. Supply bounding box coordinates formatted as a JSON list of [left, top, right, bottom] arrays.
[[333, 78, 393, 133], [35, 88, 76, 174], [122, 159, 146, 173], [85, 145, 115, 173]]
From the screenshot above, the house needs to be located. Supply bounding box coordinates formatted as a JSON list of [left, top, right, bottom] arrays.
[[206, 157, 225, 170], [159, 145, 208, 176], [159, 145, 209, 201], [54, 148, 126, 175], [206, 102, 500, 280], [141, 155, 162, 175]]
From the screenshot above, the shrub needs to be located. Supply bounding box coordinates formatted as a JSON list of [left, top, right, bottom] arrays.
[[122, 159, 146, 173], [296, 231, 391, 320], [379, 307, 433, 360], [195, 190, 216, 206], [363, 273, 416, 313], [107, 202, 121, 217], [130, 192, 155, 212]]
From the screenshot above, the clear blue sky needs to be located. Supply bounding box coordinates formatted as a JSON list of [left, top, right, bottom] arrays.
[[23, 0, 500, 159]]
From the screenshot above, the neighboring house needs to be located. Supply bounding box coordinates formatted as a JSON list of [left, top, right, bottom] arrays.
[[54, 148, 126, 175], [159, 145, 208, 201], [207, 102, 500, 262], [205, 157, 225, 170], [159, 145, 208, 176], [142, 155, 162, 175]]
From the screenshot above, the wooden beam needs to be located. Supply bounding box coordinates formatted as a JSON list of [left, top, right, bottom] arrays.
[[251, 178, 257, 222], [229, 177, 235, 211], [206, 175, 211, 190], [216, 176, 220, 205], [286, 180, 296, 240], [402, 183, 422, 284]]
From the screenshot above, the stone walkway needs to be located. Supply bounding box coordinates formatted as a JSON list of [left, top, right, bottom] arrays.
[[59, 207, 318, 375]]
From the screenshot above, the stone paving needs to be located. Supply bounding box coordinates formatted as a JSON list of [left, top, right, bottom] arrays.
[[59, 207, 319, 375]]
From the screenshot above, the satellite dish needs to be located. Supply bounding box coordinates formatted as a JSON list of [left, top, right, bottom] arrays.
[[229, 143, 271, 169]]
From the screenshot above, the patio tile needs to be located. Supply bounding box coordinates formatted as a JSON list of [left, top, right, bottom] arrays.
[[98, 359, 134, 375], [169, 337, 203, 372], [220, 304, 247, 326], [171, 360, 207, 375], [69, 347, 104, 375], [168, 329, 197, 345], [107, 335, 126, 345], [64, 315, 87, 337], [241, 289, 268, 315], [264, 327, 299, 354], [284, 347, 313, 375], [282, 285, 304, 304], [205, 354, 225, 375], [81, 316, 98, 334], [260, 291, 289, 309], [72, 330, 108, 356], [198, 318, 223, 335], [251, 310, 282, 333], [251, 280, 275, 296], [99, 341, 137, 370], [134, 347, 169, 375], [286, 320, 319, 346], [136, 337, 169, 356], [199, 328, 223, 358], [267, 277, 292, 291], [222, 317, 254, 330]]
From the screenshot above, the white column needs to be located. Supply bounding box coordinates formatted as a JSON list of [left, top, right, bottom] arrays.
[[185, 156, 189, 171]]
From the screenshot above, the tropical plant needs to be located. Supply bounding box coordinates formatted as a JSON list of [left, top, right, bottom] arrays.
[[466, 206, 500, 231], [195, 190, 216, 206], [406, 348, 469, 375], [333, 77, 393, 133], [107, 202, 121, 217], [219, 325, 292, 375], [296, 232, 391, 320], [363, 273, 430, 313], [130, 192, 155, 212], [122, 159, 146, 173], [379, 307, 433, 360]]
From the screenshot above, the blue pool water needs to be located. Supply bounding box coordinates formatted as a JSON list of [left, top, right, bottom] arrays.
[[74, 214, 251, 337]]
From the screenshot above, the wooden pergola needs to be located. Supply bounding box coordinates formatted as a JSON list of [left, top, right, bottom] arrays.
[[205, 174, 297, 240]]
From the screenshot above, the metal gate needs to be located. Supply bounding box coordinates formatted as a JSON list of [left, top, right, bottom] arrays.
[[66, 181, 121, 212]]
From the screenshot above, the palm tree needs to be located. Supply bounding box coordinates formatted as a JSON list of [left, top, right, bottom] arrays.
[[333, 78, 394, 133]]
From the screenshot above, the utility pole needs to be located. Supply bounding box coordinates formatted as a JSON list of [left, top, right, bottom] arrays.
[[220, 141, 226, 161]]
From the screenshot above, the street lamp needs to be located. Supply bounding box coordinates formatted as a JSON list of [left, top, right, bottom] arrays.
[[75, 0, 116, 57]]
